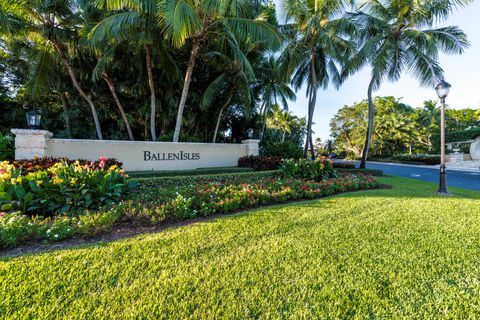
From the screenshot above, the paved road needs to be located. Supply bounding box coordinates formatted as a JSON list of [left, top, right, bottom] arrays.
[[350, 161, 480, 191]]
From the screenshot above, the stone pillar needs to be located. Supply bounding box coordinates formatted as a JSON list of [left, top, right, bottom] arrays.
[[241, 139, 260, 156], [470, 136, 480, 161], [10, 129, 53, 159]]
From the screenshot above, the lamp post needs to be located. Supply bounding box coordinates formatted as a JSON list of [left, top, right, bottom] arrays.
[[435, 79, 451, 195], [26, 109, 42, 129]]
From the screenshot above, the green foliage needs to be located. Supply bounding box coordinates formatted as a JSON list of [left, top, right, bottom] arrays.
[[2, 177, 480, 318], [392, 154, 441, 165], [0, 159, 129, 216], [262, 141, 303, 159], [237, 156, 283, 171], [279, 158, 336, 181], [0, 133, 14, 161], [130, 174, 378, 223], [0, 209, 121, 249], [432, 127, 480, 145]]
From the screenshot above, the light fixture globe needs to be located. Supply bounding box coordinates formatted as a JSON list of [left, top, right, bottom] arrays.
[[435, 79, 451, 99], [247, 128, 254, 139], [26, 109, 42, 129]]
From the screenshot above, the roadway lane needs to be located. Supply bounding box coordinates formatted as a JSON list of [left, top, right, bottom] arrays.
[[348, 161, 480, 191]]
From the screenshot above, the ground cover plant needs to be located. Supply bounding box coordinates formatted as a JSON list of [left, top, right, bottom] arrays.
[[1, 177, 480, 318]]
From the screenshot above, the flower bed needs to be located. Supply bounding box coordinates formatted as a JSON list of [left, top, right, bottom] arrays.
[[0, 157, 129, 216], [125, 174, 379, 222]]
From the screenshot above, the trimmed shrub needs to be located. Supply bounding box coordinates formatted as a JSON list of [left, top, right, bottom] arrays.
[[129, 167, 253, 178], [432, 127, 480, 145], [336, 168, 384, 176], [0, 133, 14, 161], [238, 156, 283, 171], [279, 158, 336, 181], [333, 162, 356, 169], [392, 154, 440, 165]]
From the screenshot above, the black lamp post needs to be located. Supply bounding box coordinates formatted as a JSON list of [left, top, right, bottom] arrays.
[[435, 79, 451, 195], [26, 109, 42, 129]]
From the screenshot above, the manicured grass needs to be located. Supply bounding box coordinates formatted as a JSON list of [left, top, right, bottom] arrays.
[[2, 177, 480, 318]]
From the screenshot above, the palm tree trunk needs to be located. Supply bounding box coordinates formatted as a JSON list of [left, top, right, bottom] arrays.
[[59, 91, 71, 138], [51, 40, 103, 140], [173, 40, 201, 142], [259, 100, 268, 142], [305, 50, 317, 159], [212, 94, 233, 143], [282, 131, 286, 143], [360, 77, 376, 169], [102, 73, 134, 141], [145, 45, 157, 141]]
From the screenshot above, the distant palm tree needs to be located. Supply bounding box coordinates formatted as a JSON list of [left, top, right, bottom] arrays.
[[281, 0, 356, 158], [201, 52, 252, 143], [267, 104, 293, 143], [91, 0, 163, 141], [256, 56, 296, 142], [158, 0, 282, 142], [344, 0, 470, 168]]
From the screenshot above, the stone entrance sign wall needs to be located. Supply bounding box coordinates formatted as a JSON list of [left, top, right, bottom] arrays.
[[11, 129, 260, 172], [470, 136, 480, 161]]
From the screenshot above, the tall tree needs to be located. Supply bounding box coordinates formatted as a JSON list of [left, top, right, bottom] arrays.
[[92, 0, 163, 140], [281, 0, 356, 158], [344, 0, 470, 168], [158, 0, 282, 142], [256, 56, 296, 142], [2, 0, 104, 139]]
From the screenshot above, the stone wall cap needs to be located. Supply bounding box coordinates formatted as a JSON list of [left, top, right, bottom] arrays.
[[11, 129, 53, 138], [241, 139, 261, 144]]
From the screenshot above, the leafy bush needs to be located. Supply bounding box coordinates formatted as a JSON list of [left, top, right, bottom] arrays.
[[432, 127, 480, 145], [392, 154, 441, 165], [0, 209, 122, 249], [333, 162, 355, 169], [0, 133, 14, 161], [279, 158, 336, 181], [238, 156, 283, 171], [128, 174, 379, 223], [0, 157, 129, 216], [262, 141, 303, 159]]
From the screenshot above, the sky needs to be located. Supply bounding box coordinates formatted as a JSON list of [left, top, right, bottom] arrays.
[[273, 0, 480, 140]]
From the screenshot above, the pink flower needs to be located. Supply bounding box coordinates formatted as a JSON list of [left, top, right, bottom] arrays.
[[99, 156, 107, 169], [99, 156, 108, 162]]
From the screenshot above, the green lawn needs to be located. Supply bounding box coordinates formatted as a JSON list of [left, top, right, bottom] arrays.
[[2, 177, 480, 318]]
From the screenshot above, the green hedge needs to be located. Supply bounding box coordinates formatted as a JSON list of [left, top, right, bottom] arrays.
[[336, 168, 384, 176], [128, 167, 253, 178], [432, 127, 480, 145]]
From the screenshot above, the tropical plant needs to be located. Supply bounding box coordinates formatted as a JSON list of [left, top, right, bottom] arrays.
[[1, 0, 105, 139], [158, 0, 283, 142], [344, 0, 470, 168], [281, 0, 356, 158]]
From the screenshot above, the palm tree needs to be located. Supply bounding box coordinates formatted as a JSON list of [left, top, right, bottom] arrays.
[[344, 0, 470, 168], [2, 0, 104, 139], [201, 52, 252, 143], [83, 2, 135, 140], [256, 56, 296, 142], [281, 0, 356, 158], [158, 0, 282, 142], [91, 0, 162, 141], [266, 104, 293, 142]]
